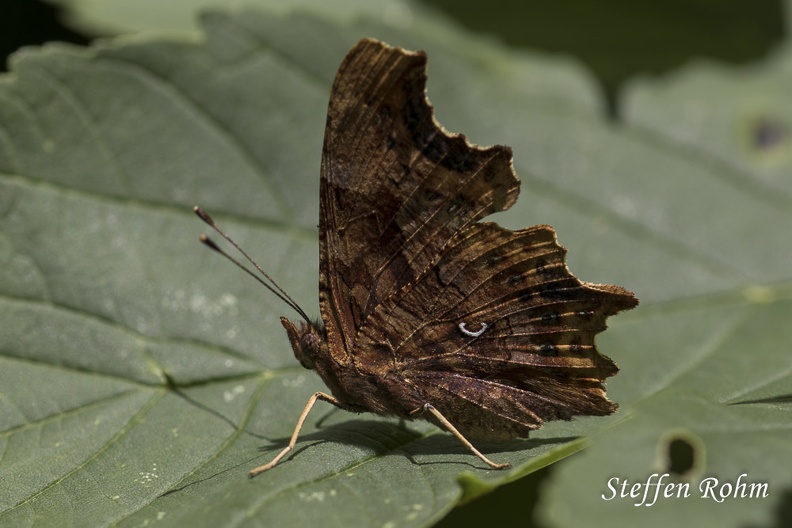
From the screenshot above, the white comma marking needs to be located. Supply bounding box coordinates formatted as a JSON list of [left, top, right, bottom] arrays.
[[458, 321, 488, 338]]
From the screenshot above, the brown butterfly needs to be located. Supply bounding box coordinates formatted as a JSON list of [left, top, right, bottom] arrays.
[[195, 38, 638, 476]]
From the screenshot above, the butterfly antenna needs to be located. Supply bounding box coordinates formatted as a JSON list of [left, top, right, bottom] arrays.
[[193, 206, 312, 324]]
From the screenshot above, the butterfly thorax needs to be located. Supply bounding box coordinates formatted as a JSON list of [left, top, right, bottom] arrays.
[[281, 316, 425, 416]]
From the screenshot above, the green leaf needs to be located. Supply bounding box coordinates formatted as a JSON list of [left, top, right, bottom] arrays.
[[43, 0, 415, 34], [0, 7, 603, 527], [537, 39, 792, 528], [418, 0, 786, 114], [2, 5, 788, 528]]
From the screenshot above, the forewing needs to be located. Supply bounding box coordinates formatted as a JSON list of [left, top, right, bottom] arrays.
[[319, 39, 520, 356]]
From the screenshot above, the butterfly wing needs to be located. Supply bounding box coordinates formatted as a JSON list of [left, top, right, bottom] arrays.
[[319, 39, 637, 439], [356, 221, 637, 439], [319, 39, 519, 359]]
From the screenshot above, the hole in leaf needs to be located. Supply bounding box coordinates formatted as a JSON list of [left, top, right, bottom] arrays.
[[667, 438, 695, 475], [657, 429, 704, 477]]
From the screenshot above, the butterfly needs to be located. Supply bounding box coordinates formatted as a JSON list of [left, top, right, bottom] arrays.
[[196, 38, 638, 476]]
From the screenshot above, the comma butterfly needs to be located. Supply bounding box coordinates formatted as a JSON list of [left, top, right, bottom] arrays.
[[196, 38, 638, 476]]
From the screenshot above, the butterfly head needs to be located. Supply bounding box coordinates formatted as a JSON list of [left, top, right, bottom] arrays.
[[280, 316, 327, 371]]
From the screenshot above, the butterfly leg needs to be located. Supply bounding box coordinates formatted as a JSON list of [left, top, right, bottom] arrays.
[[412, 403, 511, 470], [249, 391, 343, 477]]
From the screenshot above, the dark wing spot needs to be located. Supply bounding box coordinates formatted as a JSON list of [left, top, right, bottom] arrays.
[[447, 195, 466, 214], [541, 311, 560, 323], [486, 252, 505, 266], [423, 188, 442, 202], [538, 280, 579, 300]]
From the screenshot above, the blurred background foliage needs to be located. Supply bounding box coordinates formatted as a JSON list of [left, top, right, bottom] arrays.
[[1, 0, 786, 118], [1, 1, 786, 526], [421, 0, 785, 117]]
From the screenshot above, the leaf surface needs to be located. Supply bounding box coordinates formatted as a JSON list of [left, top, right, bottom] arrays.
[[1, 6, 788, 528]]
